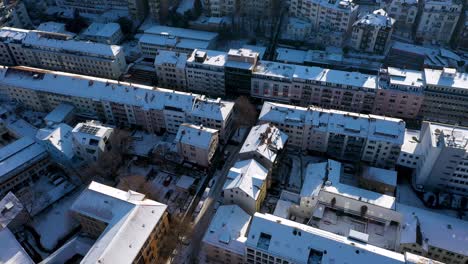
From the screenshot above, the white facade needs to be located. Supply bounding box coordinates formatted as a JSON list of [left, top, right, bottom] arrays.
[[399, 122, 468, 196], [223, 159, 269, 214], [0, 27, 127, 79], [259, 102, 405, 168], [289, 0, 359, 46], [202, 205, 251, 264], [0, 66, 235, 143], [186, 49, 226, 96], [154, 50, 188, 90], [415, 0, 462, 44], [37, 123, 75, 167], [350, 9, 395, 54], [81, 23, 124, 45], [174, 123, 219, 167], [71, 120, 114, 162]]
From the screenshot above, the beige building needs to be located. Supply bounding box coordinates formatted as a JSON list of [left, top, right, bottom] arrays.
[[154, 50, 188, 90], [259, 102, 405, 169], [71, 181, 170, 264], [415, 0, 462, 44], [202, 205, 251, 264], [223, 159, 269, 214], [0, 66, 235, 143], [0, 27, 127, 79], [174, 123, 219, 167]]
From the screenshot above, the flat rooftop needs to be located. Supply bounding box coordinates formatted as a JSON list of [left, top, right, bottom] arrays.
[[144, 25, 218, 41]]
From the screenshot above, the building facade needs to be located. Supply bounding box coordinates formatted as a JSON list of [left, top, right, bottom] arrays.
[[71, 120, 114, 162], [0, 27, 127, 79], [259, 102, 405, 169], [186, 49, 227, 96], [383, 0, 418, 39], [0, 66, 235, 143], [350, 9, 395, 54], [174, 123, 219, 167], [225, 48, 259, 96], [415, 0, 462, 44], [420, 68, 468, 126], [154, 50, 188, 90]]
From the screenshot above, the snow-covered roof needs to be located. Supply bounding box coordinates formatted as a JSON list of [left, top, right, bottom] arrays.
[[44, 103, 74, 124], [139, 34, 211, 50], [246, 213, 406, 264], [300, 162, 327, 197], [0, 67, 234, 122], [23, 31, 122, 58], [361, 166, 397, 186], [242, 45, 267, 59], [385, 67, 424, 88], [293, 65, 378, 89], [203, 205, 251, 255], [82, 23, 121, 38], [154, 50, 188, 68], [253, 61, 295, 79], [144, 25, 218, 41], [0, 192, 24, 229], [397, 203, 468, 256], [176, 175, 195, 190], [223, 159, 268, 199], [239, 124, 288, 166], [187, 49, 227, 67], [424, 68, 468, 90], [0, 228, 35, 264], [259, 102, 405, 145], [71, 181, 168, 264], [6, 118, 38, 138], [38, 123, 74, 160], [36, 22, 68, 34], [0, 137, 47, 183], [401, 129, 420, 154], [323, 160, 396, 209], [72, 120, 113, 141], [354, 9, 394, 28], [275, 48, 307, 64], [175, 123, 218, 150], [426, 122, 468, 150]]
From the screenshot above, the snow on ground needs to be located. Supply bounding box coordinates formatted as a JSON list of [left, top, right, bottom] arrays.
[[29, 176, 76, 216], [287, 154, 302, 192], [32, 190, 81, 251]]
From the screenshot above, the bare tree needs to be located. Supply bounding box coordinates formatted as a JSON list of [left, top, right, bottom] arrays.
[[234, 96, 258, 130], [159, 216, 193, 262]]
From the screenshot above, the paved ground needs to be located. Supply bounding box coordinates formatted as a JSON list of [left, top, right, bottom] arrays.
[[171, 144, 242, 263]]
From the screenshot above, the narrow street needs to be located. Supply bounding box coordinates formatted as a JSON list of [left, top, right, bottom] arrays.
[[171, 144, 242, 263]]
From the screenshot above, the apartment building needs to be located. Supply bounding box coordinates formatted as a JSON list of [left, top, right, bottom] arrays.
[[399, 122, 468, 196], [0, 1, 32, 29], [0, 137, 50, 198], [289, 0, 359, 46], [415, 0, 462, 44], [139, 26, 218, 57], [420, 68, 468, 126], [455, 11, 468, 51], [259, 102, 405, 169], [37, 123, 75, 167], [174, 123, 219, 167], [239, 123, 288, 171], [204, 0, 237, 17], [398, 203, 468, 264], [350, 9, 395, 54], [202, 205, 251, 264], [246, 213, 410, 264], [225, 48, 259, 95], [223, 159, 269, 214], [382, 0, 418, 39], [0, 66, 235, 143], [0, 27, 127, 79], [70, 181, 170, 264], [55, 0, 148, 22], [72, 121, 114, 163], [186, 49, 226, 96], [154, 50, 188, 90], [373, 67, 424, 119], [251, 62, 377, 114], [81, 23, 124, 45]]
